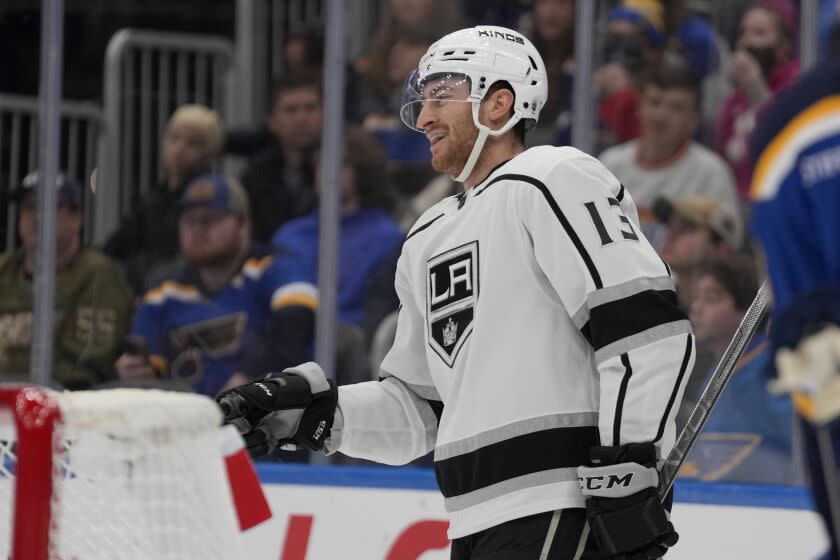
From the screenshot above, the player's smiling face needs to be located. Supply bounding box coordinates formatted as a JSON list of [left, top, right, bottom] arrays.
[[416, 77, 477, 176]]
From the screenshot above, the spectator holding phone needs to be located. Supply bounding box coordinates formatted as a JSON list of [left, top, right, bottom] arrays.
[[716, 0, 799, 198], [115, 174, 317, 397]]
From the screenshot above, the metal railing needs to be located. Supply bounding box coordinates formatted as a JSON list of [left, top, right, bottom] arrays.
[[235, 0, 381, 123], [95, 29, 235, 245], [0, 94, 101, 249]]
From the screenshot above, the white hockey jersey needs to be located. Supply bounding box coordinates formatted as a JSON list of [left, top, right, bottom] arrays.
[[328, 146, 695, 539]]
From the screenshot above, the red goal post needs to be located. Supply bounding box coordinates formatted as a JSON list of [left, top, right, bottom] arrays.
[[0, 385, 245, 560]]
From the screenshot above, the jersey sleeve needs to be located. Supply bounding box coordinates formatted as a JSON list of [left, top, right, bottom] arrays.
[[521, 150, 695, 458], [242, 256, 317, 376], [330, 252, 440, 465], [250, 255, 318, 313]]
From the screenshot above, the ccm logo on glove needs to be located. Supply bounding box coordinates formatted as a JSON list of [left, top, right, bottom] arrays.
[[313, 419, 327, 441], [578, 461, 659, 499], [579, 472, 634, 491]]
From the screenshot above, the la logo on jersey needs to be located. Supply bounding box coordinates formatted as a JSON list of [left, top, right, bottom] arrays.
[[426, 241, 479, 367]]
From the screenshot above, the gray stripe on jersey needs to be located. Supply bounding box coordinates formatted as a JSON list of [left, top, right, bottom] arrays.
[[434, 412, 598, 461], [379, 372, 441, 401], [444, 468, 579, 512], [571, 275, 676, 330], [593, 320, 692, 364], [539, 510, 562, 560]]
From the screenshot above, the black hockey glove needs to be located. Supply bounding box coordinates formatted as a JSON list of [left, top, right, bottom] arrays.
[[577, 443, 678, 560], [217, 362, 338, 457]]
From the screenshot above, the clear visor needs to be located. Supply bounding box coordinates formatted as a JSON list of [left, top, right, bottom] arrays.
[[399, 70, 473, 132]]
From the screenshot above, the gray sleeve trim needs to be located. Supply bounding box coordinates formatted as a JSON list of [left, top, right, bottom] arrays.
[[379, 367, 442, 401], [593, 320, 693, 364], [283, 361, 331, 393]]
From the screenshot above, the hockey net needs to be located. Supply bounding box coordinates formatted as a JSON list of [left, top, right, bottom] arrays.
[[0, 386, 244, 560]]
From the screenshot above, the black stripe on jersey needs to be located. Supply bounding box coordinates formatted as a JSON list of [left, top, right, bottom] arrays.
[[580, 289, 686, 352], [616, 183, 626, 202], [654, 334, 693, 443], [613, 354, 633, 445], [406, 213, 444, 241], [428, 400, 444, 425], [434, 426, 599, 499], [475, 173, 603, 289], [472, 157, 514, 190]]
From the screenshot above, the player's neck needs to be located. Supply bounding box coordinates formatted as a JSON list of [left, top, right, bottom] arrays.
[[462, 139, 523, 190]]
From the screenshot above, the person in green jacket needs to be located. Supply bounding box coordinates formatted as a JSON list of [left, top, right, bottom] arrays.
[[0, 171, 134, 389]]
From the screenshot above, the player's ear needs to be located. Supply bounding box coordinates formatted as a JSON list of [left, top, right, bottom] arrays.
[[481, 86, 515, 130]]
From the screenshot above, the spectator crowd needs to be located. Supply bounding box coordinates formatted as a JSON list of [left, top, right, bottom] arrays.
[[0, 0, 819, 479]]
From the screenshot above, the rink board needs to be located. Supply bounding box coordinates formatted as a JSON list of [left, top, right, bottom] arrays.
[[244, 464, 831, 560]]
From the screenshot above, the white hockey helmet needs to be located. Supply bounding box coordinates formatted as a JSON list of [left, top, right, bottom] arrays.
[[400, 26, 549, 182]]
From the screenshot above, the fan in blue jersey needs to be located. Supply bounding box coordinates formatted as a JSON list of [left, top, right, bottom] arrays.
[[750, 12, 840, 558], [115, 174, 317, 398]]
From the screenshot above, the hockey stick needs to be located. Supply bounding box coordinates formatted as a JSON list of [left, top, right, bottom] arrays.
[[658, 281, 771, 500]]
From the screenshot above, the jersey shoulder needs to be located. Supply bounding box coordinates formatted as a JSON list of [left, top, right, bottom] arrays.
[[494, 145, 623, 202], [141, 279, 202, 307], [751, 58, 840, 200], [752, 57, 840, 161], [405, 192, 459, 240]]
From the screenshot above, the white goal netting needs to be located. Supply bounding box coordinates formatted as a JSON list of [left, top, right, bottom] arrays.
[[0, 387, 243, 560]]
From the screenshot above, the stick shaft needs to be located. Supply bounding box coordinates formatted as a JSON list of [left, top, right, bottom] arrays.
[[659, 282, 771, 499]]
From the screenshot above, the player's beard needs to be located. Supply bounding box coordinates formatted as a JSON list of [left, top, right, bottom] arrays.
[[430, 117, 479, 177]]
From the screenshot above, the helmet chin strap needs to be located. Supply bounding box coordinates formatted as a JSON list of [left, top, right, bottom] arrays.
[[453, 103, 521, 184]]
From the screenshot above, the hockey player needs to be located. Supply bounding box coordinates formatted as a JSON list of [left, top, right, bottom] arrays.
[[749, 16, 840, 557], [219, 26, 692, 559]]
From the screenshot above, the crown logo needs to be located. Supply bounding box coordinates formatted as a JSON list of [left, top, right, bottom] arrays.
[[443, 317, 458, 347]]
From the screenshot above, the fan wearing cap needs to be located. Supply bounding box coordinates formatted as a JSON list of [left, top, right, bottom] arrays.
[[115, 174, 317, 400], [220, 25, 691, 559], [656, 195, 741, 311], [595, 0, 667, 146], [0, 171, 134, 389]]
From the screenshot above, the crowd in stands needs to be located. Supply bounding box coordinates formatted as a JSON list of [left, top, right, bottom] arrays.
[[0, 0, 821, 479]]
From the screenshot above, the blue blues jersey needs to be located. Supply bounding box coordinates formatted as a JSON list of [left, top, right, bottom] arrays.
[[272, 208, 404, 326], [751, 54, 840, 557], [680, 335, 799, 485], [131, 252, 317, 396], [751, 57, 840, 344]]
